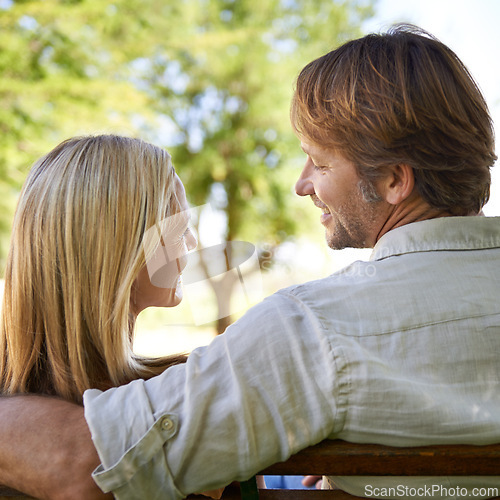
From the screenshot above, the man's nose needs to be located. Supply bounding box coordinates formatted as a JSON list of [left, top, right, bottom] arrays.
[[295, 160, 315, 196]]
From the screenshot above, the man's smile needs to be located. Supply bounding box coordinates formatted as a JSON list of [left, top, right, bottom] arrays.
[[311, 195, 331, 214]]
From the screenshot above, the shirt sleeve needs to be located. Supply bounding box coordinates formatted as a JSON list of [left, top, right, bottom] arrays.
[[83, 290, 343, 499]]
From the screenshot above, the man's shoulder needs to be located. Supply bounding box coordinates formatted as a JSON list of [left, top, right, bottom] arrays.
[[267, 259, 382, 327], [276, 258, 380, 298]]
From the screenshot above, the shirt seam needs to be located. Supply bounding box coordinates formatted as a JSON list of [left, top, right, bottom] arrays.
[[333, 311, 500, 338], [326, 335, 350, 436], [370, 216, 500, 261], [372, 245, 500, 262], [278, 290, 350, 436]]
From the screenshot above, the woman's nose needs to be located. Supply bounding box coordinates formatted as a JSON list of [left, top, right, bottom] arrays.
[[186, 229, 197, 252]]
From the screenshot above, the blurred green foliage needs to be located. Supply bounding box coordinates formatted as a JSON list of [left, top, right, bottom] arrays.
[[0, 0, 374, 282]]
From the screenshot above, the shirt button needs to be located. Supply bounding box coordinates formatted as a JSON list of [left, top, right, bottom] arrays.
[[160, 416, 174, 431]]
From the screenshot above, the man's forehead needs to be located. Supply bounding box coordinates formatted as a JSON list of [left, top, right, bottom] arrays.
[[300, 140, 328, 158], [300, 140, 312, 153]]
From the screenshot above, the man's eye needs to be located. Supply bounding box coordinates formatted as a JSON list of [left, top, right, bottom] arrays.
[[313, 164, 327, 171]]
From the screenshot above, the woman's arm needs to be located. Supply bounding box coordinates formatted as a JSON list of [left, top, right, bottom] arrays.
[[0, 395, 110, 500]]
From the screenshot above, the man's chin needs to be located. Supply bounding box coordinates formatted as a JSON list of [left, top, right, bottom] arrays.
[[326, 229, 367, 251], [327, 239, 371, 251], [326, 227, 350, 250], [327, 240, 351, 251]]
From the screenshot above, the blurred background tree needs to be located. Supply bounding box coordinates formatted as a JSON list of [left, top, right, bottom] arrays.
[[0, 0, 374, 333]]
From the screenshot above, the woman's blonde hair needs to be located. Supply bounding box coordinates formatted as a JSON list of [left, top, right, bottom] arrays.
[[0, 135, 186, 403]]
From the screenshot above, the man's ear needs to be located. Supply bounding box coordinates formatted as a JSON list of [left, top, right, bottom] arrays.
[[378, 164, 415, 206]]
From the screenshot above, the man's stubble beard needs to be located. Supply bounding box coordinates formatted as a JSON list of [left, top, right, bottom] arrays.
[[326, 179, 383, 251]]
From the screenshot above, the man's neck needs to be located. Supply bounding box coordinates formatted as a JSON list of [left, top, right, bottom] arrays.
[[375, 194, 452, 243]]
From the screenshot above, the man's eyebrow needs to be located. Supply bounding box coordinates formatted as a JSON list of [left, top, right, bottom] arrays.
[[301, 144, 325, 164]]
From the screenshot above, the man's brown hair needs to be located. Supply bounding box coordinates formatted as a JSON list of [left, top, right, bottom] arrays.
[[291, 24, 496, 215]]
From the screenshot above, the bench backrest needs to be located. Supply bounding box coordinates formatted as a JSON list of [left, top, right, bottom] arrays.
[[2, 440, 499, 499], [214, 440, 500, 499]]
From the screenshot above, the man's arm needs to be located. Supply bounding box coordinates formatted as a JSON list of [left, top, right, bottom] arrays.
[[84, 292, 339, 498], [0, 395, 110, 500]]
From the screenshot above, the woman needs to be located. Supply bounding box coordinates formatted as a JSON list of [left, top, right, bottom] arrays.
[[0, 135, 197, 404]]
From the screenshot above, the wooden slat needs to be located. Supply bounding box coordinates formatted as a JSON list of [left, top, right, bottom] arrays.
[[0, 487, 34, 499], [260, 440, 500, 476], [214, 440, 500, 500], [4, 440, 500, 499], [221, 490, 355, 500], [256, 491, 368, 500]]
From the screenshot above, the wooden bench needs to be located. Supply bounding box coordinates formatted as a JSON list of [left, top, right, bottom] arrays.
[[2, 440, 500, 499], [195, 440, 500, 500]]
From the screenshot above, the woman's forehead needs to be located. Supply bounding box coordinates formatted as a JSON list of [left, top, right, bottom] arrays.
[[173, 174, 189, 211]]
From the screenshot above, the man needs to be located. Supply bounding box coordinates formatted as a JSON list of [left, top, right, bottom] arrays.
[[0, 24, 499, 499]]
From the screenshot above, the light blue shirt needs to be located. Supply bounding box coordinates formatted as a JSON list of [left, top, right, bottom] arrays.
[[84, 216, 500, 499]]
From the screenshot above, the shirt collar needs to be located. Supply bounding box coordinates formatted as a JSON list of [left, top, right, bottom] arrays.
[[370, 216, 500, 261]]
